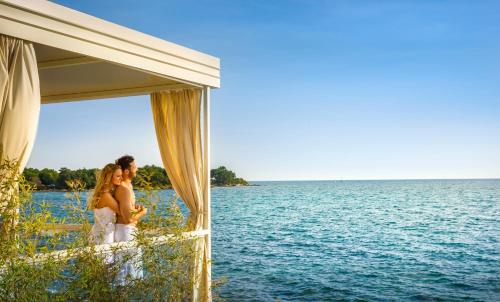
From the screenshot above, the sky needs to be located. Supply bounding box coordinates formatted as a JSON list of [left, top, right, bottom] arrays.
[[27, 0, 500, 180]]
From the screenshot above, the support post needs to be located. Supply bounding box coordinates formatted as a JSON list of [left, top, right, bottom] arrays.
[[203, 86, 212, 301]]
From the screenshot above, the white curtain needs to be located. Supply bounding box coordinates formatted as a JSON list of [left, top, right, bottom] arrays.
[[151, 89, 210, 301], [0, 34, 40, 171], [0, 34, 40, 236]]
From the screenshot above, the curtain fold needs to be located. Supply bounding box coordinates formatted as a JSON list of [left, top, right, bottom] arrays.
[[0, 34, 40, 171], [151, 89, 209, 302], [0, 34, 40, 237]]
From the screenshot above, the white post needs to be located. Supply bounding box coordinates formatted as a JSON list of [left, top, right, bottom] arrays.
[[203, 86, 212, 301]]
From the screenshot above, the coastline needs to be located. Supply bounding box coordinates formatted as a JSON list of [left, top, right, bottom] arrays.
[[33, 184, 255, 192]]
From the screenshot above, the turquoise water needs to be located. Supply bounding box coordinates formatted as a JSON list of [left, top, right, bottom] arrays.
[[34, 180, 499, 301]]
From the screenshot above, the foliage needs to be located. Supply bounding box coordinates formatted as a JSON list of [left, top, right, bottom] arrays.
[[22, 165, 171, 191], [24, 165, 249, 190], [136, 165, 171, 188], [210, 166, 248, 186], [0, 160, 225, 301], [39, 168, 59, 188]]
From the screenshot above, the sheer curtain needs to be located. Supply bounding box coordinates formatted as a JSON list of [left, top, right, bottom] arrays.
[[151, 89, 210, 301], [0, 34, 40, 171], [0, 34, 40, 236]]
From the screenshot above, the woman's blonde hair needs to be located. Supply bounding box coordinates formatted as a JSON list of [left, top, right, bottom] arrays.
[[87, 163, 121, 209]]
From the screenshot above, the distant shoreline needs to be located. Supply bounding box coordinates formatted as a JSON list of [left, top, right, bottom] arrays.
[[24, 165, 250, 191], [33, 183, 254, 192], [30, 179, 498, 192]]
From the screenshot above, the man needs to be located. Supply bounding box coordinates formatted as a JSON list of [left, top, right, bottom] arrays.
[[114, 155, 147, 284]]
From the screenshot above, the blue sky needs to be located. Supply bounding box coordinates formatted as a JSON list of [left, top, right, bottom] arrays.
[[28, 0, 500, 180]]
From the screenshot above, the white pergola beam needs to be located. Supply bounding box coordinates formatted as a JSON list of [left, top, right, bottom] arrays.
[[38, 56, 101, 70], [0, 0, 220, 88], [42, 83, 197, 104]]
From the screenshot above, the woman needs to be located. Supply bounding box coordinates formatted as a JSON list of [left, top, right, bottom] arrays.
[[88, 163, 122, 245]]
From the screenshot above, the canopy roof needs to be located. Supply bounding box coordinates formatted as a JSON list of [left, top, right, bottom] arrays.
[[0, 0, 220, 103]]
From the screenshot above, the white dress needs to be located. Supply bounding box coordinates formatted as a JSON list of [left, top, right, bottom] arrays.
[[114, 188, 143, 284], [90, 207, 116, 244], [90, 207, 116, 264], [115, 224, 144, 285]]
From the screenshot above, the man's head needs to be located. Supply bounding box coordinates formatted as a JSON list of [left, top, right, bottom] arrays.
[[115, 155, 137, 180]]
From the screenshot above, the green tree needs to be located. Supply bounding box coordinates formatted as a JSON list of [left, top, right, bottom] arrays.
[[57, 167, 74, 189], [211, 166, 236, 186], [233, 177, 249, 186], [38, 168, 59, 187], [23, 164, 247, 190], [135, 165, 170, 188], [72, 168, 97, 189], [22, 167, 41, 187]]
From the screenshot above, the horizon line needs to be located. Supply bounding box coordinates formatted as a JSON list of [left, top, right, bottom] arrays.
[[248, 177, 500, 182], [23, 166, 499, 182]]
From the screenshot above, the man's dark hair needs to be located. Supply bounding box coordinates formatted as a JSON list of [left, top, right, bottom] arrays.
[[115, 155, 134, 171]]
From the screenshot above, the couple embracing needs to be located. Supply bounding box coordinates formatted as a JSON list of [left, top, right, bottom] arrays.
[[87, 155, 148, 283]]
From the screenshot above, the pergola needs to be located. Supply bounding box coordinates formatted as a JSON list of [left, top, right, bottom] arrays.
[[0, 0, 219, 301]]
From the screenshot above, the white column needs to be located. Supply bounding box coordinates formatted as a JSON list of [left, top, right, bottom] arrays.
[[203, 86, 212, 301]]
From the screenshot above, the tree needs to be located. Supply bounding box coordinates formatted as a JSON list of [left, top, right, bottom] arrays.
[[73, 168, 97, 189], [57, 167, 74, 189], [233, 177, 249, 186], [211, 166, 236, 186], [23, 164, 247, 190], [135, 165, 170, 188], [23, 168, 41, 187], [39, 168, 58, 187]]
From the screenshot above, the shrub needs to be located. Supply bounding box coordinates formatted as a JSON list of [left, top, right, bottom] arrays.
[[0, 160, 223, 301]]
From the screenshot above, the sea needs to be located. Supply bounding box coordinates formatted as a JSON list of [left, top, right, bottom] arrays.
[[33, 179, 500, 301]]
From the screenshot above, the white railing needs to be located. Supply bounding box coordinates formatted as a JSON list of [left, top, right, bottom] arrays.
[[26, 224, 210, 264]]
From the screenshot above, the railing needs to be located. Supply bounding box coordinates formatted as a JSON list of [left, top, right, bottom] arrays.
[[28, 224, 209, 264], [40, 223, 83, 235]]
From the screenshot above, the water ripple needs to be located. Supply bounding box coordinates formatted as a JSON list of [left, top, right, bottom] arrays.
[[211, 180, 500, 301]]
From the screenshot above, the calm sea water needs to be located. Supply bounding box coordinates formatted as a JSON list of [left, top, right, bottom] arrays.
[[34, 180, 500, 301]]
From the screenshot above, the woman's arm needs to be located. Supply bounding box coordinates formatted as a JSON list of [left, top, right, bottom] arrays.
[[99, 192, 120, 213]]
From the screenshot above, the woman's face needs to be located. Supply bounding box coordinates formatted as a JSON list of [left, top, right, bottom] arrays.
[[111, 169, 123, 186]]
